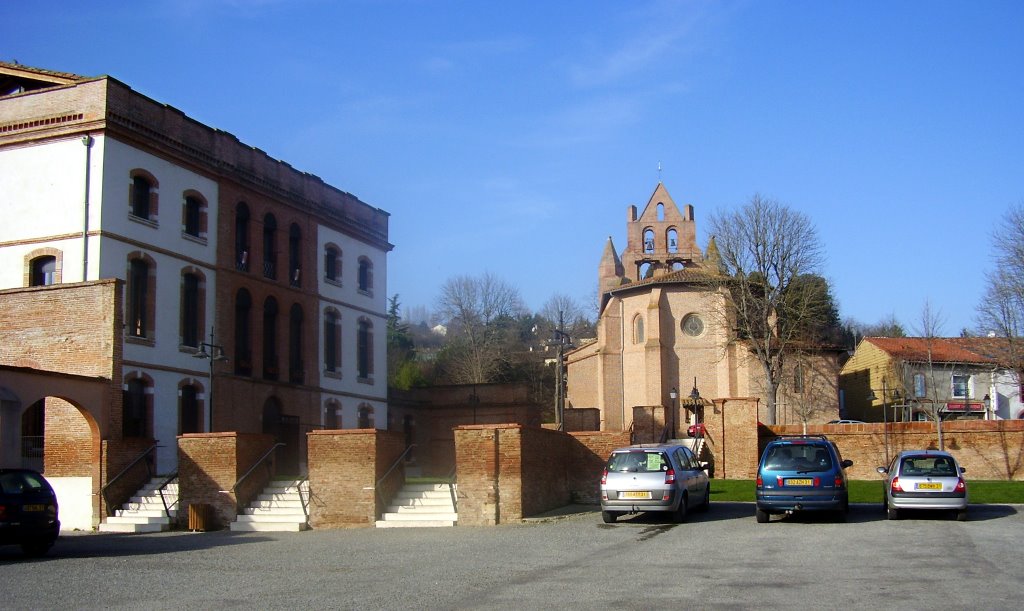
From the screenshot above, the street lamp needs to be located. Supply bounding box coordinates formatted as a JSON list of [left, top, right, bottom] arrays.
[[669, 387, 678, 440], [193, 326, 228, 432], [983, 394, 992, 420]]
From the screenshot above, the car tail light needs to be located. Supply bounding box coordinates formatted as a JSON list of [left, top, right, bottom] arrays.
[[891, 476, 903, 493], [0, 504, 7, 520], [755, 475, 763, 488], [813, 477, 821, 487], [834, 476, 844, 488], [955, 477, 966, 493], [665, 468, 676, 484], [600, 469, 608, 486]]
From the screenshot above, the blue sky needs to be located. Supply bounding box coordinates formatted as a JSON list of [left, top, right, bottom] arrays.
[[6, 0, 1023, 335]]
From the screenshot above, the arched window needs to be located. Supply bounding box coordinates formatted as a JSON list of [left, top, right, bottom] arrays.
[[289, 304, 304, 384], [263, 297, 279, 380], [30, 255, 56, 286], [358, 257, 373, 294], [183, 192, 206, 239], [127, 255, 155, 339], [123, 376, 151, 438], [234, 289, 253, 376], [357, 318, 373, 379], [638, 262, 653, 279], [180, 270, 203, 348], [235, 203, 250, 271], [263, 213, 277, 279], [131, 174, 154, 220], [324, 245, 341, 283], [633, 315, 645, 344], [324, 400, 341, 429], [657, 203, 665, 221], [289, 224, 302, 287], [179, 383, 202, 434], [643, 228, 656, 253], [357, 404, 374, 429], [667, 228, 679, 253], [324, 309, 341, 374]]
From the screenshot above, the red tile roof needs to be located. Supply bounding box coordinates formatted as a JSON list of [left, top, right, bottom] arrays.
[[865, 337, 1012, 365]]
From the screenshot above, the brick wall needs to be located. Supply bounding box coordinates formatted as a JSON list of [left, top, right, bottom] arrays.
[[177, 432, 275, 529], [703, 397, 760, 480], [766, 420, 1024, 481], [564, 407, 600, 432], [306, 429, 405, 527], [568, 431, 632, 503]]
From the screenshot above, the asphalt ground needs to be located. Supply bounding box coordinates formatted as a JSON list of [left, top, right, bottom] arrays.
[[2, 503, 1022, 610]]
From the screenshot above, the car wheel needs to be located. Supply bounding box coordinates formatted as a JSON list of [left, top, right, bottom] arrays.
[[956, 509, 968, 522], [21, 540, 52, 557], [697, 484, 711, 512], [755, 507, 769, 523], [887, 506, 899, 520], [601, 510, 618, 524], [673, 494, 688, 523]]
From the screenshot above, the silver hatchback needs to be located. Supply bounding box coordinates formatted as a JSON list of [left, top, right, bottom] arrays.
[[877, 450, 968, 521], [600, 443, 709, 523]]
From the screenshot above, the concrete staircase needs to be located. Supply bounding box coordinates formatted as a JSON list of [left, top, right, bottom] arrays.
[[375, 482, 458, 528], [99, 477, 178, 533], [230, 479, 309, 532]]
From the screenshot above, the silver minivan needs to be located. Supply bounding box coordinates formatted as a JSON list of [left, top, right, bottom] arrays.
[[599, 443, 709, 523]]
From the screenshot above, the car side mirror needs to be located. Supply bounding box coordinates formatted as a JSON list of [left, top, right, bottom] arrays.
[[876, 466, 888, 474], [960, 467, 967, 474], [841, 459, 853, 469]]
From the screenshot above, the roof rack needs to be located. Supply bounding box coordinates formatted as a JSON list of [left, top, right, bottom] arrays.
[[771, 435, 829, 441]]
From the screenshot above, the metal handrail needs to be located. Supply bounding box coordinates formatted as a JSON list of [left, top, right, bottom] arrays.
[[156, 470, 179, 514], [444, 464, 458, 514], [374, 444, 416, 507], [231, 443, 285, 493], [101, 443, 159, 515]]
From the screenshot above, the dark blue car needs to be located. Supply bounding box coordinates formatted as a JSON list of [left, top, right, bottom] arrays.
[[0, 469, 60, 556], [755, 435, 852, 523]]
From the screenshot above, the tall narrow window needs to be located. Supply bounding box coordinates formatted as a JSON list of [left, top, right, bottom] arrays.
[[123, 378, 148, 438], [234, 289, 253, 376], [358, 257, 373, 293], [30, 256, 56, 286], [289, 224, 302, 287], [128, 258, 150, 338], [235, 203, 250, 271], [324, 245, 340, 283], [952, 374, 970, 398], [634, 315, 644, 344], [289, 304, 304, 384], [357, 318, 373, 379], [263, 297, 279, 380], [181, 272, 200, 348], [358, 405, 374, 429], [324, 310, 340, 373], [324, 401, 340, 429], [793, 364, 805, 394], [667, 228, 679, 253], [180, 384, 202, 434], [643, 228, 656, 253], [914, 373, 926, 398], [131, 175, 152, 219], [263, 214, 277, 280], [184, 195, 202, 237]]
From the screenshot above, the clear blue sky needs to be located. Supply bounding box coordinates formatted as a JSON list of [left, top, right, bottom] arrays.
[[6, 1, 1023, 335]]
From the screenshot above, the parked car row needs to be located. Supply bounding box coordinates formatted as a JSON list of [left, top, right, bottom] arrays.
[[601, 435, 969, 525]]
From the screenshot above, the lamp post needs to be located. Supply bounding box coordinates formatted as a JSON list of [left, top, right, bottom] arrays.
[[551, 311, 574, 431], [867, 380, 900, 465], [468, 386, 480, 425], [669, 387, 678, 440], [983, 393, 992, 420], [192, 326, 228, 432]]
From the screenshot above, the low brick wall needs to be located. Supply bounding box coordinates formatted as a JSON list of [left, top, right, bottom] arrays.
[[177, 432, 275, 529], [766, 419, 1024, 481], [307, 429, 405, 528], [454, 425, 631, 524]]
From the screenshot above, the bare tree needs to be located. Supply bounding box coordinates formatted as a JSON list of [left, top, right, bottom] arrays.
[[914, 299, 948, 449], [435, 272, 525, 384], [977, 202, 1024, 388], [707, 194, 828, 425], [539, 293, 594, 340], [780, 349, 841, 433]]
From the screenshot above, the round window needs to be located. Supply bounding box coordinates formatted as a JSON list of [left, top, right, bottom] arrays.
[[682, 314, 704, 337]]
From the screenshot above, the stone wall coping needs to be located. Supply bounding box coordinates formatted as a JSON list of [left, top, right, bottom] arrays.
[[308, 428, 378, 435], [178, 432, 243, 439]]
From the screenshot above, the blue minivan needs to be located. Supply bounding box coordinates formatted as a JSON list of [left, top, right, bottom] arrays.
[[755, 435, 853, 523]]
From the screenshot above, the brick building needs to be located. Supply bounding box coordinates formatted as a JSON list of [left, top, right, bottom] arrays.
[[565, 183, 844, 436], [0, 62, 391, 526]]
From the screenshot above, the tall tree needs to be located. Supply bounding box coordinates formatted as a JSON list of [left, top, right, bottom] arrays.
[[914, 299, 948, 449], [435, 272, 525, 384], [977, 202, 1024, 384], [707, 194, 827, 425]]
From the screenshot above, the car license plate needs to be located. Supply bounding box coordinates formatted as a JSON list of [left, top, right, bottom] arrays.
[[22, 504, 45, 512], [916, 482, 943, 490], [784, 478, 813, 486], [621, 491, 651, 499]]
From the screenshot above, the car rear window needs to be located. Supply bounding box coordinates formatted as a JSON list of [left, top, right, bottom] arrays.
[[901, 456, 957, 476], [0, 471, 47, 494], [763, 444, 833, 471], [607, 451, 669, 473]]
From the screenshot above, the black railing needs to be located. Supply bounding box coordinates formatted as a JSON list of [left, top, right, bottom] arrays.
[[101, 443, 158, 516]]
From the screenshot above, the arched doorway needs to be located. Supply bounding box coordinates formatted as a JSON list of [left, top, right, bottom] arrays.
[[262, 397, 300, 475]]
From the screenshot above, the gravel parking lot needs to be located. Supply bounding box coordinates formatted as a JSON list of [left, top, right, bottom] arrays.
[[2, 503, 1022, 610]]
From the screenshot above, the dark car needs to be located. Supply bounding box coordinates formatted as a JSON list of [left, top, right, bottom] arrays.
[[755, 435, 852, 523], [0, 468, 60, 556], [600, 443, 710, 523]]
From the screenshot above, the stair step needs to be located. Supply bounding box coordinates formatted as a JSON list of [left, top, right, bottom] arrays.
[[116, 508, 178, 518], [98, 522, 168, 533], [234, 513, 307, 523], [104, 515, 171, 525], [375, 519, 457, 528], [230, 521, 308, 532], [380, 511, 458, 521]]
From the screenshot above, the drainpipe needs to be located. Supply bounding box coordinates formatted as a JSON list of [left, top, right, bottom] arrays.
[[81, 135, 94, 281]]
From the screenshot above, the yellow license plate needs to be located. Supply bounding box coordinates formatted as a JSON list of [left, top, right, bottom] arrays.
[[916, 482, 943, 490], [785, 478, 813, 486], [621, 491, 651, 499], [22, 504, 45, 512]]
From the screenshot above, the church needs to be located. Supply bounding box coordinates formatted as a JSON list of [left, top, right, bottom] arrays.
[[564, 183, 844, 436]]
